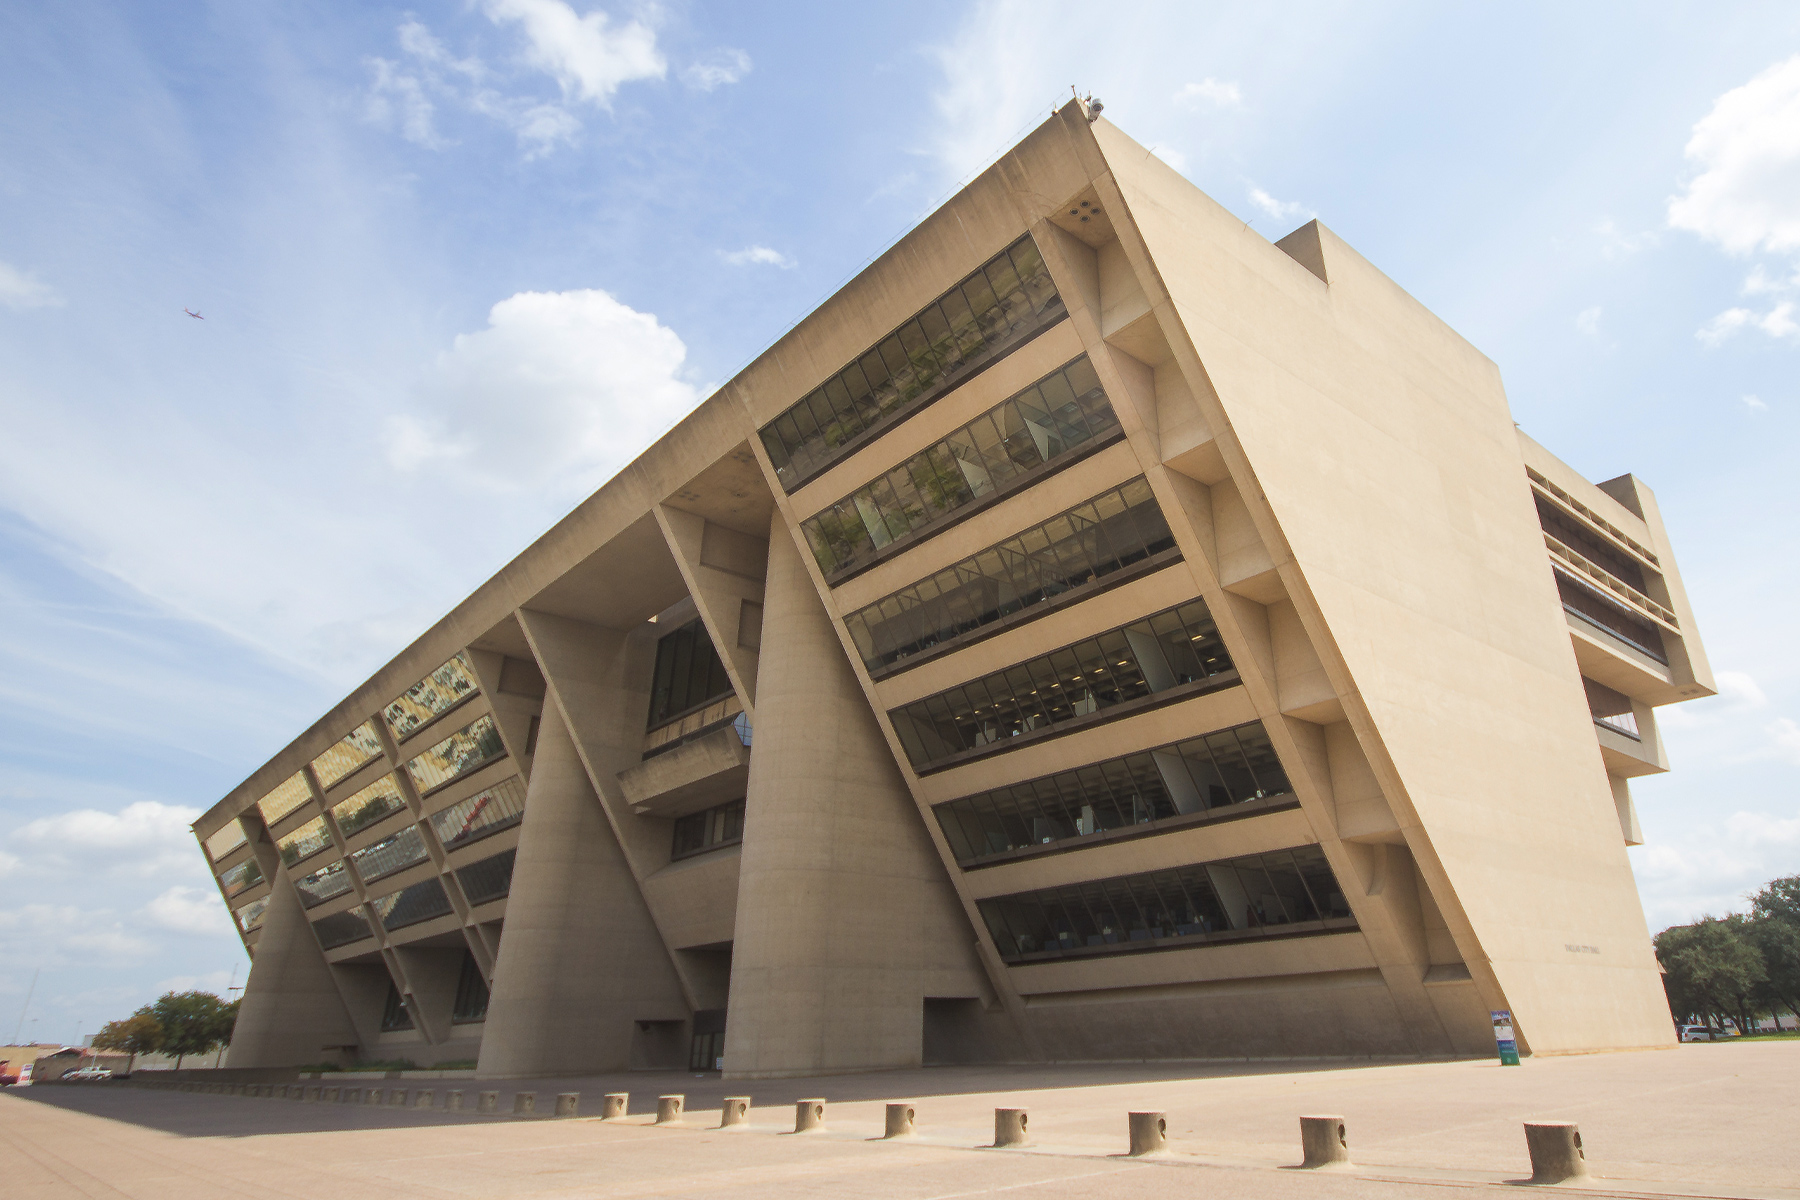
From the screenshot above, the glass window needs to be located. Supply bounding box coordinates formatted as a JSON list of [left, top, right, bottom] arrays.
[[456, 849, 516, 907], [891, 597, 1237, 771], [218, 856, 265, 899], [368, 878, 453, 931], [294, 859, 353, 908], [311, 721, 386, 789], [331, 774, 408, 837], [798, 356, 1120, 580], [350, 826, 427, 884], [672, 798, 747, 860], [977, 845, 1352, 962], [311, 907, 373, 949], [429, 776, 527, 851], [648, 617, 736, 729], [381, 980, 414, 1032], [759, 233, 1066, 490], [277, 815, 333, 867], [235, 895, 270, 933], [933, 719, 1292, 863], [845, 478, 1177, 674], [453, 950, 490, 1023], [383, 652, 481, 742], [256, 772, 313, 827], [204, 820, 247, 862], [403, 713, 506, 794]]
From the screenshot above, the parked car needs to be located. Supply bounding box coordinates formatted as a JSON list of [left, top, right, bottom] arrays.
[[1679, 1025, 1718, 1042], [63, 1066, 112, 1080]]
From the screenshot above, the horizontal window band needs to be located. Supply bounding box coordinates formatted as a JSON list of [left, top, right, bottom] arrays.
[[957, 793, 1301, 871], [1003, 921, 1362, 967], [820, 428, 1128, 590], [775, 314, 1071, 495], [908, 673, 1244, 778], [866, 549, 1185, 683]]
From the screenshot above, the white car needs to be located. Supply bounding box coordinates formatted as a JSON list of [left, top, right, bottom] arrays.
[[64, 1066, 113, 1080], [1679, 1025, 1719, 1042]]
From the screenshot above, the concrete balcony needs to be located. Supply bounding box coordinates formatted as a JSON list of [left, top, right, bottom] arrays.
[[617, 722, 751, 819]]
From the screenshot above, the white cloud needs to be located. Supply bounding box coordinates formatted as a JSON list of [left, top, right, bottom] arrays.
[[144, 887, 234, 938], [1697, 301, 1799, 345], [926, 1, 1055, 181], [365, 56, 441, 148], [1596, 218, 1657, 259], [1575, 306, 1603, 337], [1634, 798, 1800, 929], [1248, 186, 1311, 224], [0, 904, 156, 965], [1743, 393, 1769, 412], [720, 245, 795, 269], [0, 261, 64, 310], [9, 801, 205, 880], [1174, 79, 1242, 109], [481, 0, 665, 107], [1763, 716, 1800, 766], [386, 288, 701, 493], [1145, 144, 1190, 174], [1668, 54, 1800, 256], [1743, 263, 1800, 294], [681, 48, 751, 92]]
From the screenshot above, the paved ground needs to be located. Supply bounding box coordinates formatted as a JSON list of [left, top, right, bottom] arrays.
[[4, 1043, 1795, 1200]]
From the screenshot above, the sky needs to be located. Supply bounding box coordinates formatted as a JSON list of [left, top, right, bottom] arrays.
[[1, 0, 1797, 1048]]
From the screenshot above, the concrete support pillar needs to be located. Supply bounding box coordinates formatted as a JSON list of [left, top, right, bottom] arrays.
[[225, 871, 360, 1069], [724, 517, 986, 1078], [476, 690, 687, 1077], [1300, 1114, 1352, 1168]]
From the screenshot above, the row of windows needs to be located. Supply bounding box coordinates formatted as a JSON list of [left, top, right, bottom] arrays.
[[334, 774, 407, 838], [759, 233, 1064, 491], [977, 845, 1353, 963], [672, 799, 745, 860], [1534, 493, 1648, 592], [236, 895, 270, 933], [800, 357, 1120, 581], [1556, 572, 1668, 664], [933, 720, 1293, 864], [404, 713, 506, 795], [243, 654, 485, 841], [890, 598, 1236, 771], [290, 776, 528, 908], [648, 616, 735, 730], [219, 856, 264, 899], [844, 476, 1177, 676], [379, 948, 491, 1031]]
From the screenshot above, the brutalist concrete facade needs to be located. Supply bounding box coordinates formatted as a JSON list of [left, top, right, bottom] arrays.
[[197, 102, 1713, 1078]]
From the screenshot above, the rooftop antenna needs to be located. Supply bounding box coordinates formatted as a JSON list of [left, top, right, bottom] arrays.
[[11, 967, 39, 1044], [1070, 85, 1103, 122]]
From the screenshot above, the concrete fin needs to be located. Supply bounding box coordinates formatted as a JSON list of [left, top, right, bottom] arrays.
[[1275, 220, 1331, 284], [226, 859, 361, 1069], [654, 504, 767, 714]]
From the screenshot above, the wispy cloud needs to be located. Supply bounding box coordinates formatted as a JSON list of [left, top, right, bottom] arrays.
[[681, 48, 751, 92], [1743, 393, 1769, 412], [1697, 302, 1799, 346], [1247, 185, 1312, 224], [1596, 217, 1658, 259], [1576, 305, 1603, 337], [480, 0, 664, 107], [0, 261, 63, 310], [720, 245, 795, 269], [1174, 78, 1242, 109]]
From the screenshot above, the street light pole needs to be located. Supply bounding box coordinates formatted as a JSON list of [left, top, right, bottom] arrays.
[[11, 968, 39, 1045]]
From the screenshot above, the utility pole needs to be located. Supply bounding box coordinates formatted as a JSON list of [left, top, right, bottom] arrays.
[[11, 968, 39, 1044]]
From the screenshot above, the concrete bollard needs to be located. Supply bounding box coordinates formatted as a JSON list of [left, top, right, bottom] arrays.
[[513, 1092, 536, 1116], [445, 1090, 464, 1111], [1300, 1115, 1352, 1168], [720, 1097, 751, 1129], [554, 1092, 579, 1118], [993, 1108, 1030, 1148], [389, 1089, 409, 1107], [365, 1087, 384, 1106], [1128, 1111, 1167, 1156], [305, 1086, 321, 1102], [1525, 1122, 1589, 1184], [414, 1089, 434, 1109], [323, 1087, 339, 1102], [478, 1090, 499, 1114], [292, 1086, 306, 1101], [794, 1098, 826, 1133], [340, 1087, 359, 1104], [884, 1103, 917, 1138], [656, 1095, 685, 1125], [601, 1093, 629, 1120]]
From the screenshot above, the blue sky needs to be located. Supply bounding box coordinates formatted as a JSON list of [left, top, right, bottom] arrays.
[[1, 1, 1797, 1046]]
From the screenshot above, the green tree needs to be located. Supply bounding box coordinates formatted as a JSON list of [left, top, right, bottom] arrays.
[[92, 1014, 162, 1073], [146, 991, 233, 1069], [1748, 918, 1800, 1027], [1750, 875, 1800, 926], [1655, 916, 1766, 1032]]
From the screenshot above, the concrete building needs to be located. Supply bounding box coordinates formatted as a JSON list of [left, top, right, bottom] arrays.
[[197, 101, 1712, 1078]]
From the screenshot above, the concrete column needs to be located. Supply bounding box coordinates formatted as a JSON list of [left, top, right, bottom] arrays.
[[225, 871, 360, 1068], [723, 518, 981, 1078], [475, 698, 688, 1077]]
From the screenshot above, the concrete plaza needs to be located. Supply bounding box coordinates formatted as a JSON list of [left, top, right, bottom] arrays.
[[4, 1043, 1795, 1200]]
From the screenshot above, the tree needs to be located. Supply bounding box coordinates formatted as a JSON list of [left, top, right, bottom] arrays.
[[1748, 917, 1800, 1026], [146, 992, 233, 1069], [1750, 875, 1800, 926], [92, 1014, 162, 1074], [1655, 916, 1766, 1032]]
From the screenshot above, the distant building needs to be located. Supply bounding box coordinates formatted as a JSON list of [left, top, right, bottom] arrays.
[[197, 101, 1712, 1078]]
